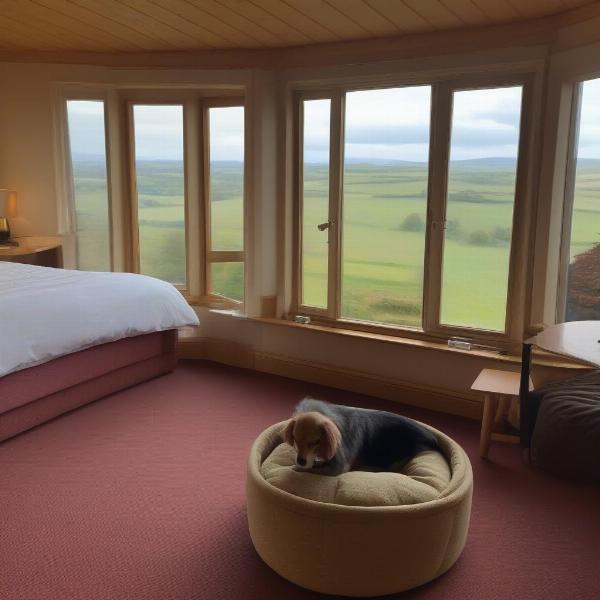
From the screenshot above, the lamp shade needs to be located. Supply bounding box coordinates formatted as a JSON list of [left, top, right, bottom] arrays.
[[0, 190, 17, 218]]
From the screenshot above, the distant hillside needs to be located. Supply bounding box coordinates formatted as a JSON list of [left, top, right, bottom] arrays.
[[452, 157, 516, 167], [71, 154, 600, 170], [326, 157, 520, 167], [72, 152, 106, 162], [72, 153, 243, 165], [576, 158, 600, 168]]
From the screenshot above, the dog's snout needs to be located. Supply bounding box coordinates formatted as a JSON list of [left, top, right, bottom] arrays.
[[297, 456, 307, 466]]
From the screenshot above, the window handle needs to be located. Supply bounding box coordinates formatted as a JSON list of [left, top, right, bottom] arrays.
[[317, 221, 332, 231]]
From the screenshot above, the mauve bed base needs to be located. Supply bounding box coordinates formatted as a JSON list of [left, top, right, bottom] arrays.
[[0, 330, 177, 443]]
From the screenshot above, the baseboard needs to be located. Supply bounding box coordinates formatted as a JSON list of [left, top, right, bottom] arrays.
[[254, 352, 481, 420], [177, 337, 481, 420], [177, 337, 205, 360], [177, 337, 254, 369]]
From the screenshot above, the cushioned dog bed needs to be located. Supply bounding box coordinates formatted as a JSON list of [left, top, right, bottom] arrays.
[[247, 420, 473, 597], [262, 444, 451, 506]]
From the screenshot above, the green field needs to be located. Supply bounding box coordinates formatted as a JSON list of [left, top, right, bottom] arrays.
[[72, 160, 244, 301], [72, 158, 600, 327], [304, 159, 521, 330]]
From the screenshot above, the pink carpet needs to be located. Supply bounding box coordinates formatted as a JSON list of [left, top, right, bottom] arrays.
[[1, 360, 599, 600]]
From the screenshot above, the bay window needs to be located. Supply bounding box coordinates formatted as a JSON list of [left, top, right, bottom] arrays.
[[294, 77, 529, 342], [62, 91, 245, 306]]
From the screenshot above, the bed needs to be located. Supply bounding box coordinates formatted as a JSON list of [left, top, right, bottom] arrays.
[[0, 262, 199, 442]]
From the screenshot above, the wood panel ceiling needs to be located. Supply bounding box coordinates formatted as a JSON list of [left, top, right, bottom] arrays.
[[0, 0, 596, 53]]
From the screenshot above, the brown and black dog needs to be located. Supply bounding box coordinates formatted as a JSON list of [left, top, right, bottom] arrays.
[[281, 398, 438, 476]]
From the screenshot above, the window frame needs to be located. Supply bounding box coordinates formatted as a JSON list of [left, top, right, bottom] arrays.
[[291, 73, 534, 346], [59, 91, 114, 271], [56, 84, 247, 308], [557, 78, 589, 322], [201, 97, 246, 309], [126, 98, 190, 292], [120, 90, 246, 306], [294, 90, 342, 320]]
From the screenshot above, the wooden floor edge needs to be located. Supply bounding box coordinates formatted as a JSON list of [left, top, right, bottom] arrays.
[[177, 337, 481, 420]]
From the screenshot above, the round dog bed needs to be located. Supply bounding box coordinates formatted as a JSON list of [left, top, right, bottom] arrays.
[[246, 420, 473, 597]]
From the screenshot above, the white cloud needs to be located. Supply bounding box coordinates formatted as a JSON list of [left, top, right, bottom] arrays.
[[303, 84, 524, 163], [578, 77, 600, 159], [133, 105, 184, 160], [209, 106, 244, 161]]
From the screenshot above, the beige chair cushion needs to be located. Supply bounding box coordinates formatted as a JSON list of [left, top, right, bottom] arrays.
[[261, 444, 451, 506]]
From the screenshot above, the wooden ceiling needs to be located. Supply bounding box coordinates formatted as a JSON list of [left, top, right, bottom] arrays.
[[0, 0, 596, 53]]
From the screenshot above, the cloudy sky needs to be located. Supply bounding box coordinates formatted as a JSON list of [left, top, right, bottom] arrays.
[[305, 85, 524, 163], [67, 102, 244, 161], [578, 77, 600, 160], [67, 79, 600, 163]]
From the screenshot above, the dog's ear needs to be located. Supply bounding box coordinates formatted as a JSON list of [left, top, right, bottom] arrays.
[[320, 420, 341, 460], [281, 419, 295, 446]]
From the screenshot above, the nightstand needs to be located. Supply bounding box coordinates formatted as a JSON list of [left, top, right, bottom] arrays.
[[0, 236, 63, 268], [472, 368, 533, 458]]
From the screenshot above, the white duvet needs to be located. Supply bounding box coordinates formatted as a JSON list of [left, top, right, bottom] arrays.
[[0, 262, 199, 377]]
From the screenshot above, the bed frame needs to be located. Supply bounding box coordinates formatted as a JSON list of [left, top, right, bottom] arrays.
[[0, 330, 177, 443]]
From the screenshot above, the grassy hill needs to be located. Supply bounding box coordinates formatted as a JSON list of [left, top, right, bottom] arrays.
[[71, 158, 600, 328]]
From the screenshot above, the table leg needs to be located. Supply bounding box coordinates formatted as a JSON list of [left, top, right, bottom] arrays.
[[480, 393, 496, 459]]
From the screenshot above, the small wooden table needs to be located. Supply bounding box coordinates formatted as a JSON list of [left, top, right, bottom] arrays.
[[0, 236, 63, 268], [472, 368, 533, 458]]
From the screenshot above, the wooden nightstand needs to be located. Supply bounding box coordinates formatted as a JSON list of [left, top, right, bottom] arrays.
[[472, 368, 533, 458], [0, 236, 63, 268]]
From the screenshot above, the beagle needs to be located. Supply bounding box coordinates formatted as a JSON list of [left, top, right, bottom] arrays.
[[281, 398, 439, 476]]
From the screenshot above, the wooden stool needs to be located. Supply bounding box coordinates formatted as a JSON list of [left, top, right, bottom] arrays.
[[471, 368, 532, 458]]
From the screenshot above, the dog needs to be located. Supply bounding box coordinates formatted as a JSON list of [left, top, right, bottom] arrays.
[[281, 398, 439, 476]]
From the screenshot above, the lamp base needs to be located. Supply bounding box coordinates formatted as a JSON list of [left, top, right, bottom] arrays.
[[0, 239, 18, 248]]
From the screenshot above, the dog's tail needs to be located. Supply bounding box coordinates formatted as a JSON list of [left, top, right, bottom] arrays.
[[417, 427, 440, 453]]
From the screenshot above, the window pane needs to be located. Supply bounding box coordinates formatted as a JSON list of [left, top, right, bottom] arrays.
[[133, 105, 186, 285], [302, 99, 330, 308], [342, 86, 431, 327], [211, 262, 244, 302], [440, 86, 522, 331], [66, 100, 110, 271], [566, 78, 600, 321], [209, 106, 244, 251]]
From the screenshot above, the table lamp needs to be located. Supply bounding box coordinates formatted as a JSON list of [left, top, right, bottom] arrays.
[[0, 190, 18, 246]]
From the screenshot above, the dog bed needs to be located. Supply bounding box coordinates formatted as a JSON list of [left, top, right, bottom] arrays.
[[247, 420, 473, 597], [262, 444, 451, 506]]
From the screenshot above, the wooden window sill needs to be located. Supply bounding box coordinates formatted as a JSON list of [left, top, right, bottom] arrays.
[[250, 317, 591, 371], [185, 294, 242, 311]]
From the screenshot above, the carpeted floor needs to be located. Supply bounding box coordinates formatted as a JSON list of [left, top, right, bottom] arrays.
[[1, 360, 599, 600]]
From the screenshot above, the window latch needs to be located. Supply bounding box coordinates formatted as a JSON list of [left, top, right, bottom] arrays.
[[317, 221, 332, 231]]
